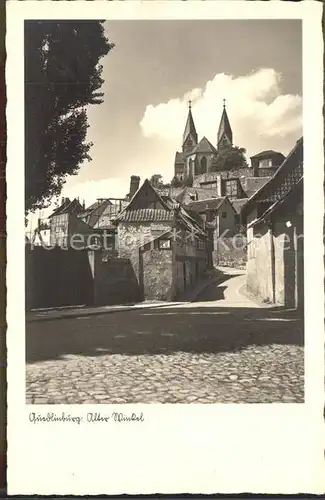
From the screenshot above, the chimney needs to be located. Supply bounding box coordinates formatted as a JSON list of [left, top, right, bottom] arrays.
[[129, 175, 140, 199]]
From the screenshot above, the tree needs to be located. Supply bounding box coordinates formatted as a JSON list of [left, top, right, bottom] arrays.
[[25, 21, 114, 213], [170, 176, 183, 188], [170, 176, 192, 188], [149, 174, 164, 188], [212, 144, 248, 172], [149, 174, 171, 189]]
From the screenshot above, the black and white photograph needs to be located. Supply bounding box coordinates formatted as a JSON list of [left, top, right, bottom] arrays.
[[25, 16, 304, 405], [5, 0, 324, 495]]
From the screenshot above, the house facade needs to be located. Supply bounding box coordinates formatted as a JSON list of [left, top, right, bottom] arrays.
[[116, 179, 209, 301], [48, 198, 95, 248], [242, 138, 303, 309], [250, 150, 286, 178]]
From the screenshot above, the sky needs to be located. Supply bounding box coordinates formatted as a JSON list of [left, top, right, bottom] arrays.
[[31, 19, 302, 225]]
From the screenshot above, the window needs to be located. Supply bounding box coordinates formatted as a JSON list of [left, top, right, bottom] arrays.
[[197, 239, 205, 250], [259, 158, 273, 168], [159, 239, 171, 249], [200, 156, 207, 174], [225, 180, 238, 198], [221, 211, 227, 218]]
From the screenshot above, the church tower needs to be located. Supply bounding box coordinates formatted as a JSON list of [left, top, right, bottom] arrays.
[[182, 100, 198, 153], [217, 99, 233, 149]]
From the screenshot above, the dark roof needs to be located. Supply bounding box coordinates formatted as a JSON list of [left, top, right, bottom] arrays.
[[231, 198, 249, 214], [78, 199, 112, 218], [192, 136, 217, 154], [175, 151, 184, 164], [178, 207, 206, 236], [217, 106, 233, 144], [48, 198, 82, 218], [249, 178, 303, 228], [242, 177, 271, 197], [183, 107, 198, 146], [115, 179, 171, 222], [242, 137, 303, 221], [250, 150, 285, 159], [118, 208, 174, 223], [179, 187, 221, 204], [158, 187, 185, 199], [187, 197, 226, 212]]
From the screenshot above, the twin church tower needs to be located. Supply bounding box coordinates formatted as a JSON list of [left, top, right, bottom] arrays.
[[174, 100, 233, 181]]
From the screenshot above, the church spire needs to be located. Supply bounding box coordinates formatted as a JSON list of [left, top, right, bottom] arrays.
[[182, 100, 198, 153], [217, 99, 233, 149]]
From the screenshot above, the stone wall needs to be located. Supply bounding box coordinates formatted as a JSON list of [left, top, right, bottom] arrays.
[[142, 248, 173, 300], [117, 221, 172, 294], [118, 221, 208, 302]]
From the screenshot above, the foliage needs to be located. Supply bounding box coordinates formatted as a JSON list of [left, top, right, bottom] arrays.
[[149, 174, 164, 188], [25, 21, 114, 212], [170, 176, 192, 188], [149, 174, 171, 189], [212, 144, 248, 172]]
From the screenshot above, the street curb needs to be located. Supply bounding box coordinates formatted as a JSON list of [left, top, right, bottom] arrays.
[[26, 271, 230, 323], [26, 301, 186, 324]]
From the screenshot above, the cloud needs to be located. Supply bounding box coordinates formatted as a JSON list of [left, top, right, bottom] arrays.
[[28, 68, 302, 230], [139, 68, 302, 157]]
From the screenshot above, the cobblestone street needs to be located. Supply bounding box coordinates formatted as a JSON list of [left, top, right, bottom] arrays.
[[26, 269, 304, 404]]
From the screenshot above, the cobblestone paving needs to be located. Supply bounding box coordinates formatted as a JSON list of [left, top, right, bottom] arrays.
[[26, 270, 304, 404], [26, 345, 304, 404]]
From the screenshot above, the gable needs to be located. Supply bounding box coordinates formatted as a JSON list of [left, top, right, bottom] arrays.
[[125, 179, 169, 211]]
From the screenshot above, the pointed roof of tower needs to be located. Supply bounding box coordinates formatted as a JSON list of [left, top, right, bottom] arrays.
[[217, 99, 233, 146], [183, 100, 198, 146]]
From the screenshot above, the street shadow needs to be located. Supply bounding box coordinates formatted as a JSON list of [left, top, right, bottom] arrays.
[[195, 285, 226, 302], [188, 272, 241, 302], [26, 303, 304, 363]]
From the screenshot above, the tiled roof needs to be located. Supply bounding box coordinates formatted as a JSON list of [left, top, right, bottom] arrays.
[[187, 197, 226, 212], [249, 178, 303, 228], [178, 207, 206, 236], [49, 198, 82, 218], [242, 177, 271, 196], [192, 136, 217, 154], [181, 187, 221, 203], [78, 199, 113, 227], [118, 208, 174, 222], [242, 137, 303, 220], [231, 198, 248, 214], [250, 150, 285, 159], [158, 187, 184, 198]]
